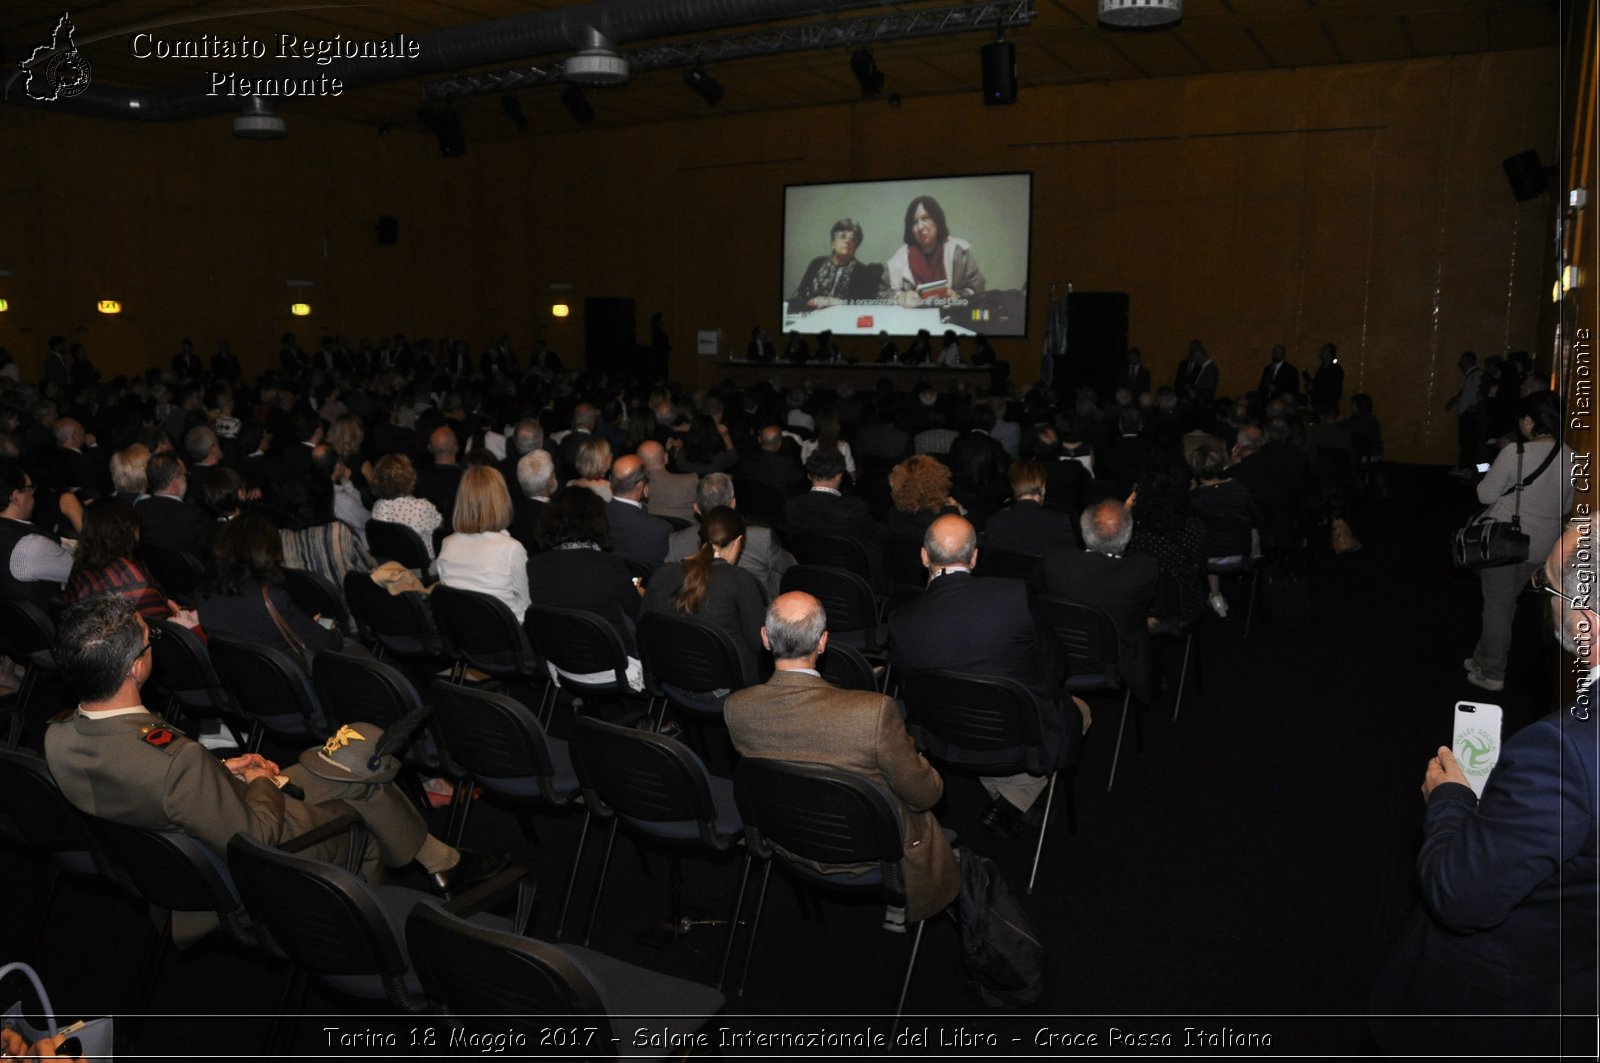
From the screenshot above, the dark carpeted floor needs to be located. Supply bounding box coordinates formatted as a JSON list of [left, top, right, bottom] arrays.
[[3, 464, 1575, 1057]]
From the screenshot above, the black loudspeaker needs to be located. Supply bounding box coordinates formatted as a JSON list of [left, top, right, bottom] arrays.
[[1054, 292, 1129, 398], [583, 297, 636, 375], [432, 110, 466, 157], [1503, 150, 1547, 201], [981, 41, 1017, 105], [376, 216, 399, 245]]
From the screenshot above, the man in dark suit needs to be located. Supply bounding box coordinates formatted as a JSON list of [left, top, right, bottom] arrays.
[[725, 591, 958, 925], [889, 515, 1078, 837], [734, 425, 807, 497], [946, 405, 1011, 525], [1371, 523, 1599, 1055], [1257, 344, 1299, 399], [1097, 407, 1150, 500], [1040, 499, 1157, 705], [416, 425, 465, 528], [1122, 347, 1152, 397], [554, 403, 597, 486], [135, 452, 214, 559], [605, 454, 671, 570], [984, 459, 1080, 557], [211, 340, 242, 383], [510, 450, 555, 556], [42, 416, 108, 501], [784, 448, 884, 581], [172, 339, 203, 381], [1227, 419, 1309, 551]]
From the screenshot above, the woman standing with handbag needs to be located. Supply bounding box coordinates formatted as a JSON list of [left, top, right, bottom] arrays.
[[1465, 391, 1572, 691]]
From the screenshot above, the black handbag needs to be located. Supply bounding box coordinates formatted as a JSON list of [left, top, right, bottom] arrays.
[[1452, 442, 1557, 569]]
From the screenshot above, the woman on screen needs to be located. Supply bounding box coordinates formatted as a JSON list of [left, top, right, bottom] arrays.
[[788, 218, 883, 311], [883, 195, 986, 307]]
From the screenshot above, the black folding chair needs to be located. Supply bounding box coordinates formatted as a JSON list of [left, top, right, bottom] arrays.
[[731, 477, 787, 530], [284, 567, 351, 634], [207, 637, 329, 749], [524, 604, 634, 721], [429, 584, 545, 706], [406, 904, 724, 1044], [561, 717, 743, 963], [1033, 595, 1141, 792], [789, 532, 876, 586], [427, 680, 579, 848], [0, 599, 58, 749], [144, 618, 247, 750], [817, 641, 878, 693], [637, 611, 753, 730], [342, 571, 447, 663], [1149, 569, 1202, 722], [974, 546, 1043, 585], [137, 544, 204, 603], [1200, 513, 1261, 638], [779, 565, 889, 662], [902, 669, 1068, 893], [365, 519, 433, 572], [727, 759, 926, 1026]]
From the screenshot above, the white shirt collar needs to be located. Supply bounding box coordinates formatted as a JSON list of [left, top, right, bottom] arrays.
[[810, 486, 841, 496], [615, 496, 644, 510], [79, 704, 152, 719]]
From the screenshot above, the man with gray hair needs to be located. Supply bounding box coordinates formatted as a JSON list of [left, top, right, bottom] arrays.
[[724, 591, 958, 927], [666, 472, 794, 596], [510, 449, 556, 554], [635, 439, 697, 524], [182, 423, 223, 502], [498, 417, 546, 490], [889, 514, 1079, 837], [1040, 500, 1158, 706]]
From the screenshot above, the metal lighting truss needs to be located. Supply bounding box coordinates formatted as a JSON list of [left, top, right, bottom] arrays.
[[421, 1, 1037, 102]]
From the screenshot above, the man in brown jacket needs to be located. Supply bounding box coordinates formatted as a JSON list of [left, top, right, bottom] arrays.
[[723, 591, 958, 924]]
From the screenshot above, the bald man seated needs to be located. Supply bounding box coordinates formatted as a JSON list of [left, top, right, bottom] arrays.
[[724, 592, 959, 925], [889, 514, 1080, 837], [635, 440, 698, 525], [605, 453, 672, 569]]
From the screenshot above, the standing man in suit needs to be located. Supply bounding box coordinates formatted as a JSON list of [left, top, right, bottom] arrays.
[[1123, 347, 1152, 397], [605, 455, 671, 570], [725, 591, 959, 926], [1258, 344, 1300, 399], [1306, 342, 1345, 418], [889, 515, 1079, 837], [635, 440, 697, 525], [1372, 521, 1598, 1054], [172, 339, 203, 381], [1040, 500, 1158, 704], [666, 473, 793, 596]]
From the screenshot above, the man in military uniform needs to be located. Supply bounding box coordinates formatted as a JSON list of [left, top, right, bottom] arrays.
[[44, 595, 501, 892]]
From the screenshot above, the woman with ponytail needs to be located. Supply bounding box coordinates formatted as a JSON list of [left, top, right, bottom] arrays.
[[641, 506, 767, 685]]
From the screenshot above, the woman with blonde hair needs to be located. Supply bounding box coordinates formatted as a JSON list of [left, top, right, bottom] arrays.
[[435, 465, 529, 617], [326, 412, 375, 502], [572, 437, 614, 501], [641, 506, 766, 683]]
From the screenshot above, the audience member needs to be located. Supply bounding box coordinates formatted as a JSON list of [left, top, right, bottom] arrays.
[[370, 453, 443, 562], [606, 454, 671, 569], [642, 506, 767, 686], [666, 473, 794, 598], [983, 459, 1080, 556], [635, 439, 696, 524], [436, 466, 530, 619], [135, 452, 213, 560]]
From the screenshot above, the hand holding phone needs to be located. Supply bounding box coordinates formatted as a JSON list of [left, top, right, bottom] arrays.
[[1451, 700, 1504, 797]]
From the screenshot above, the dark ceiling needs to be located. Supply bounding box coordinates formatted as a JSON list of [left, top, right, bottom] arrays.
[[0, 1, 1562, 139]]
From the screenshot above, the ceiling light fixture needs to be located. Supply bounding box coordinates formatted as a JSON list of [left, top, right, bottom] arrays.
[[1098, 0, 1183, 29], [232, 96, 286, 138]]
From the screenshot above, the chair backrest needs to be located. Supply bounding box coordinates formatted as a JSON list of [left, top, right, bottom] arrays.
[[284, 567, 351, 633], [226, 832, 418, 1004], [137, 544, 204, 599], [524, 605, 629, 687], [0, 748, 102, 859], [789, 533, 874, 584], [312, 649, 426, 733], [622, 557, 656, 583], [207, 636, 327, 739], [145, 618, 234, 716], [430, 585, 540, 678], [342, 572, 445, 659], [779, 566, 880, 648], [1031, 594, 1121, 685], [427, 680, 565, 802], [405, 904, 611, 1034], [883, 534, 928, 588], [88, 818, 247, 935], [816, 642, 877, 693], [901, 669, 1045, 775], [637, 611, 750, 695], [730, 477, 787, 529], [365, 520, 432, 571], [733, 759, 906, 901], [0, 600, 57, 670], [975, 546, 1043, 584], [569, 717, 731, 847]]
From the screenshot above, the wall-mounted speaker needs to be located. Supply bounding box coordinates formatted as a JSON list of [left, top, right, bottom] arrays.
[[1502, 149, 1547, 202], [376, 216, 399, 245], [981, 41, 1017, 105]]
